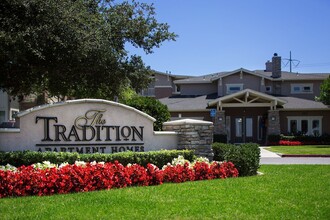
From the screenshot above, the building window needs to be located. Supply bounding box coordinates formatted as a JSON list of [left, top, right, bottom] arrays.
[[174, 85, 181, 94], [265, 86, 272, 93], [10, 108, 19, 120], [235, 118, 243, 137], [226, 84, 243, 94], [312, 120, 320, 136], [246, 118, 253, 137], [0, 111, 5, 123], [291, 84, 313, 94], [257, 116, 263, 141], [301, 120, 308, 134], [140, 88, 155, 97], [290, 120, 297, 134], [287, 116, 322, 135]]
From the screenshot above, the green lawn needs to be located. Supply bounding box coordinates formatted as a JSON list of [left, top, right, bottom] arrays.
[[1, 165, 329, 220], [267, 145, 330, 155]]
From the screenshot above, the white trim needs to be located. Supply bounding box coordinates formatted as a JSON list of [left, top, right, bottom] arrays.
[[208, 89, 287, 107]]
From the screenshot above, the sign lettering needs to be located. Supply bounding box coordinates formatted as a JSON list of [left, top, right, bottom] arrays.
[[35, 109, 144, 153]]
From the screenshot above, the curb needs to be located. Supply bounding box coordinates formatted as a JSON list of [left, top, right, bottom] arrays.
[[281, 154, 330, 158]]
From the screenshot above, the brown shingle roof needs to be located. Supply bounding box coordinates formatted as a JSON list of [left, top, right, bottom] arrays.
[[159, 94, 215, 112], [174, 69, 329, 84], [280, 97, 330, 110]]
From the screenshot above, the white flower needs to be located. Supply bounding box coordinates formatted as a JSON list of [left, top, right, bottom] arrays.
[[32, 161, 57, 170], [59, 162, 69, 168], [194, 157, 210, 163], [171, 155, 190, 166], [190, 157, 211, 167], [75, 161, 86, 167], [0, 164, 17, 171], [32, 162, 41, 169]]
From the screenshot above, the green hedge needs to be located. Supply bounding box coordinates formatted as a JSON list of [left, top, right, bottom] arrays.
[[212, 143, 260, 176], [0, 150, 195, 168]]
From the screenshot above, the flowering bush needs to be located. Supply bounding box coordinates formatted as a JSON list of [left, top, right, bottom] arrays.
[[0, 157, 238, 198]]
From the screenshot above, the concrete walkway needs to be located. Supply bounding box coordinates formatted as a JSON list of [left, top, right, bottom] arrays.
[[259, 147, 330, 165], [260, 147, 281, 158]]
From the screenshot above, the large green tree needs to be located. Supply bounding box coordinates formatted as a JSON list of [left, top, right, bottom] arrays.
[[0, 0, 176, 101], [318, 77, 330, 105]]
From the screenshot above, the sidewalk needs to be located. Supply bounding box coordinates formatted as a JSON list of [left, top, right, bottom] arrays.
[[260, 147, 281, 158], [259, 147, 330, 164]]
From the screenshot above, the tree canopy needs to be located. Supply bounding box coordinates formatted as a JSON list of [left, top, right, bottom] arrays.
[[0, 0, 176, 101], [318, 77, 330, 105], [123, 95, 170, 131]]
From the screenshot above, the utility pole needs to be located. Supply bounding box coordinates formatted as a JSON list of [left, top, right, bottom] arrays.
[[283, 51, 300, 72]]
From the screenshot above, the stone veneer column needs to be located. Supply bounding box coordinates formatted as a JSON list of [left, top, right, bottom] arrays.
[[213, 110, 226, 134], [163, 119, 214, 160], [267, 110, 280, 135]]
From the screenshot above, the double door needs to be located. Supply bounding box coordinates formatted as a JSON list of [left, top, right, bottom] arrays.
[[232, 116, 254, 143]]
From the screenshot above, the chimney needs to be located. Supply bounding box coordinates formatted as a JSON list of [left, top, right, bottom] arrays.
[[271, 53, 281, 78], [265, 60, 272, 72]]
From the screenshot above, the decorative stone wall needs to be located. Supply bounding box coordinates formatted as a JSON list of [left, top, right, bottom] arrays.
[[163, 119, 214, 160], [213, 111, 226, 134], [267, 110, 280, 135]]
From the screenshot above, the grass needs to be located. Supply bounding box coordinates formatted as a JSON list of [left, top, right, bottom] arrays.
[[267, 145, 330, 155], [1, 165, 330, 219]]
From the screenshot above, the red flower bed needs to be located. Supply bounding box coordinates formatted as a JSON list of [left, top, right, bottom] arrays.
[[0, 161, 238, 198], [279, 140, 302, 146]]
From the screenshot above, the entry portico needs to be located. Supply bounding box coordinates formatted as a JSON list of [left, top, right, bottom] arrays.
[[208, 89, 286, 143]]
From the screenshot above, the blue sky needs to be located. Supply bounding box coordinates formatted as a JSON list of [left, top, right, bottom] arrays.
[[129, 0, 330, 76]]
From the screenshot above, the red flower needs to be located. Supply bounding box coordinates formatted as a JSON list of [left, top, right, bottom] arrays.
[[0, 159, 239, 198]]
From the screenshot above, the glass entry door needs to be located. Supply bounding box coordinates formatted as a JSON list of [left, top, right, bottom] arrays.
[[233, 117, 253, 143]]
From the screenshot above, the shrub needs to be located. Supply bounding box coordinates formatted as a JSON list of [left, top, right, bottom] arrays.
[[0, 150, 195, 168], [212, 143, 260, 176], [123, 96, 171, 131]]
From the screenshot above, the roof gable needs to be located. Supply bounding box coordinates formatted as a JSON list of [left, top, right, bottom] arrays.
[[208, 89, 286, 110]]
